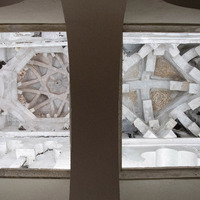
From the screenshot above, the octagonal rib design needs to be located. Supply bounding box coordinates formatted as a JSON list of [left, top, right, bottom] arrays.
[[17, 53, 69, 118], [0, 47, 70, 131], [122, 44, 200, 138]]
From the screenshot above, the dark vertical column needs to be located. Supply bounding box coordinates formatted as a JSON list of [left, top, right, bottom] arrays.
[[61, 0, 126, 199]]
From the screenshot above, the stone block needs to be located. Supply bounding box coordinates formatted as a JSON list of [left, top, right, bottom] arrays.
[[177, 113, 193, 127], [146, 52, 156, 72], [149, 44, 160, 50], [7, 140, 22, 152], [134, 118, 149, 134], [170, 81, 189, 91], [168, 46, 180, 57], [123, 54, 141, 72], [16, 149, 36, 165], [122, 105, 136, 124], [164, 118, 177, 130], [173, 55, 191, 72], [189, 83, 200, 94], [182, 48, 198, 62], [9, 157, 26, 168], [34, 143, 44, 155], [160, 130, 177, 138], [149, 120, 160, 131], [143, 130, 157, 138], [170, 103, 190, 119], [195, 45, 200, 56], [188, 122, 200, 136], [143, 100, 154, 123], [189, 67, 200, 82], [188, 97, 200, 110], [138, 45, 153, 58], [154, 45, 165, 55], [122, 84, 130, 93]]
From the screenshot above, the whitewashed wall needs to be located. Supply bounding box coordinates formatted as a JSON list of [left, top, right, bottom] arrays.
[[0, 179, 200, 200]]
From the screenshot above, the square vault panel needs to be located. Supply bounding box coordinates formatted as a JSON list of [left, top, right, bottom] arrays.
[[122, 32, 200, 168], [0, 32, 70, 169]]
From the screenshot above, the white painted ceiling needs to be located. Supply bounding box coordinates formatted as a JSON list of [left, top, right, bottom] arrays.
[[0, 0, 65, 23], [125, 0, 200, 24]]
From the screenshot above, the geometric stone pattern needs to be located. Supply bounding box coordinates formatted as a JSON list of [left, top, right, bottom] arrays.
[[0, 47, 70, 131], [122, 146, 200, 168], [122, 44, 200, 138], [0, 33, 70, 169], [0, 137, 70, 169], [1, 32, 200, 169], [18, 53, 69, 119], [0, 32, 67, 48]]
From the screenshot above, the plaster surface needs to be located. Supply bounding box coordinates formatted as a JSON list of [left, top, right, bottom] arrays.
[[1, 179, 200, 200], [0, 0, 199, 24], [125, 0, 200, 24]]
